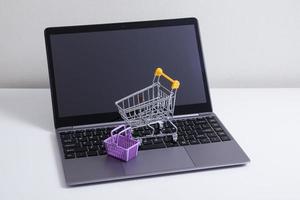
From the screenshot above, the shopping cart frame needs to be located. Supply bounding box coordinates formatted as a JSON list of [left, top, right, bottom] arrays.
[[115, 67, 180, 141]]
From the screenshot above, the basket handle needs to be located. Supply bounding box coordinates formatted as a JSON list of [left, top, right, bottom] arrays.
[[154, 67, 180, 90], [110, 125, 132, 145]]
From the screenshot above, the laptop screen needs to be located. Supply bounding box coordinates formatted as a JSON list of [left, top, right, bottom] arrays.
[[46, 19, 211, 126]]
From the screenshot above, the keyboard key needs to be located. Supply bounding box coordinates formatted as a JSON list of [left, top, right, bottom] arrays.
[[207, 132, 217, 137], [214, 127, 223, 132], [96, 128, 104, 133], [98, 150, 106, 155], [62, 138, 76, 144], [153, 138, 163, 144], [87, 151, 98, 157], [220, 135, 231, 141], [84, 131, 92, 137], [63, 143, 77, 148], [210, 123, 220, 128], [188, 139, 200, 145], [98, 144, 105, 150], [74, 132, 82, 138], [195, 133, 206, 139], [186, 130, 193, 135], [186, 135, 195, 140], [201, 124, 210, 129], [75, 147, 87, 152], [163, 135, 173, 142], [187, 126, 194, 131], [65, 153, 75, 159], [64, 148, 75, 154], [78, 137, 87, 142], [88, 135, 97, 141], [200, 138, 210, 144], [76, 152, 87, 158], [61, 134, 71, 139], [92, 140, 101, 145], [162, 128, 172, 133], [210, 137, 221, 143], [142, 139, 153, 145], [217, 131, 227, 136], [144, 129, 153, 135], [196, 136, 207, 140], [195, 129, 203, 134], [177, 131, 185, 136], [194, 125, 202, 130], [208, 119, 217, 123], [178, 136, 185, 141], [99, 134, 109, 140], [140, 143, 166, 150], [82, 141, 92, 146], [88, 146, 98, 151], [202, 128, 214, 133], [165, 141, 179, 148], [92, 132, 99, 136], [178, 140, 189, 146]]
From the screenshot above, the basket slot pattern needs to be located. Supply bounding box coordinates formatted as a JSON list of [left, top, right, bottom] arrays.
[[104, 131, 139, 161]]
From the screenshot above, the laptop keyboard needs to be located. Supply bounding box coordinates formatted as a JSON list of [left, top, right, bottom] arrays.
[[60, 116, 231, 159]]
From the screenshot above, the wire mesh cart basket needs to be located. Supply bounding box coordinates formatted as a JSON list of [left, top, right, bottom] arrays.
[[115, 67, 180, 141]]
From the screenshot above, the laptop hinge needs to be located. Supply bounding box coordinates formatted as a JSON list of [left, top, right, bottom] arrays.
[[173, 113, 199, 119], [56, 126, 73, 132], [173, 112, 213, 119], [72, 121, 124, 129], [57, 112, 214, 131]]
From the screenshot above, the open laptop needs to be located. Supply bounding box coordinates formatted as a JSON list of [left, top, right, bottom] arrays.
[[44, 17, 250, 186]]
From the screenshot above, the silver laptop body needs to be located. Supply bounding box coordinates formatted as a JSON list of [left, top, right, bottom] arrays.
[[44, 18, 250, 186]]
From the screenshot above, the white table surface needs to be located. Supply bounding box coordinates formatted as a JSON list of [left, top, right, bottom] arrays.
[[0, 88, 299, 200]]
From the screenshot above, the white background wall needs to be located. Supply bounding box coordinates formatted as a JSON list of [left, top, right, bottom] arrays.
[[0, 0, 299, 88]]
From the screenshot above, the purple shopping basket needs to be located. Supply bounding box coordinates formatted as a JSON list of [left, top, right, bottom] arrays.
[[104, 125, 140, 162]]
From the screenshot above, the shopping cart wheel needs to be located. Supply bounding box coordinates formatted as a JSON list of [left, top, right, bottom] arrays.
[[137, 138, 143, 146], [147, 124, 155, 135], [172, 133, 178, 142], [158, 121, 164, 129]]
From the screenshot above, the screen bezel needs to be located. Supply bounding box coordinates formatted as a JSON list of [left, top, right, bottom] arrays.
[[44, 17, 212, 129]]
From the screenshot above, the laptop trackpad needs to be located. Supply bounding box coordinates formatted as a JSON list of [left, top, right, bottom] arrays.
[[122, 147, 194, 176]]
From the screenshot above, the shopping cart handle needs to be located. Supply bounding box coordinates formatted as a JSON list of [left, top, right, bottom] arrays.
[[154, 67, 180, 89]]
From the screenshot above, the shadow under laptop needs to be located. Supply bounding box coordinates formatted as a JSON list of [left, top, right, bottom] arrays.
[[0, 89, 54, 132]]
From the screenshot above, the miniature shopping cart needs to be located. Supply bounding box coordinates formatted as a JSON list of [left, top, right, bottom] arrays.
[[105, 67, 180, 161], [116, 67, 180, 140]]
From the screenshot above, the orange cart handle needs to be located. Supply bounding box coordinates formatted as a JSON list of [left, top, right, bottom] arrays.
[[154, 67, 180, 89]]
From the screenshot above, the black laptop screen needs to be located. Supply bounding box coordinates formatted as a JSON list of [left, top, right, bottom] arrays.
[[49, 24, 207, 118]]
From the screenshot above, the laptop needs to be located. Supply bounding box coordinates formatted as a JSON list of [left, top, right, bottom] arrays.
[[44, 17, 250, 186]]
